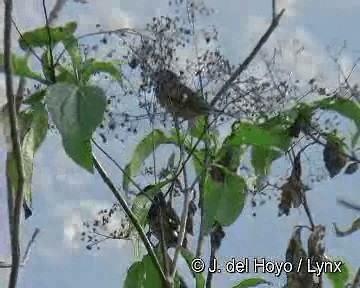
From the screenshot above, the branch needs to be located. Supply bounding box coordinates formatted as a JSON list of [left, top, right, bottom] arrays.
[[210, 9, 285, 107], [3, 0, 27, 286], [91, 139, 144, 193], [337, 198, 360, 212], [42, 0, 56, 83], [92, 155, 167, 283], [206, 225, 225, 288], [170, 188, 192, 278]]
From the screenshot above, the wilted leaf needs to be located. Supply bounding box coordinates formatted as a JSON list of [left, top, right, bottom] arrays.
[[186, 200, 197, 236], [307, 225, 326, 263], [323, 137, 347, 178], [285, 228, 314, 287], [278, 176, 304, 216], [344, 162, 359, 175]]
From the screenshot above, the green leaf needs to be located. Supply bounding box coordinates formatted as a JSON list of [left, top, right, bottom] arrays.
[[123, 130, 171, 190], [351, 129, 360, 149], [124, 254, 163, 288], [180, 248, 206, 288], [325, 258, 350, 288], [215, 143, 245, 173], [5, 106, 48, 216], [232, 277, 270, 288], [56, 66, 78, 84], [21, 126, 36, 211], [80, 59, 122, 82], [251, 146, 281, 176], [6, 151, 32, 198], [333, 218, 360, 237], [317, 98, 360, 131], [191, 149, 206, 177], [0, 53, 48, 84], [62, 35, 82, 75], [45, 83, 105, 172], [23, 90, 46, 106], [131, 181, 170, 227], [41, 49, 54, 82], [227, 122, 291, 151], [18, 22, 77, 50], [30, 103, 48, 152], [45, 83, 106, 141], [63, 137, 93, 172], [203, 166, 246, 233], [189, 115, 208, 139]]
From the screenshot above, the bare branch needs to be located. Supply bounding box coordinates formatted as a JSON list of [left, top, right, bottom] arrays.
[[210, 9, 285, 107]]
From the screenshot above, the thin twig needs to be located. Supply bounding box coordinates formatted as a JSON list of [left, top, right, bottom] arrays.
[[302, 189, 315, 230], [21, 228, 40, 265], [272, 0, 276, 20], [42, 0, 56, 83], [0, 228, 40, 269], [337, 198, 360, 212], [170, 188, 192, 278], [169, 117, 190, 278], [195, 71, 209, 259], [92, 155, 166, 283], [54, 28, 153, 68], [351, 267, 360, 288], [210, 9, 285, 107], [91, 138, 144, 193]]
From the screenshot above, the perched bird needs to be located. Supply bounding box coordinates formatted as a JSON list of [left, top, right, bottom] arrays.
[[153, 69, 217, 120], [147, 192, 186, 249]]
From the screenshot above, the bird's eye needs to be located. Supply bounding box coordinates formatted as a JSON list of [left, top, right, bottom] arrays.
[[181, 93, 188, 103]]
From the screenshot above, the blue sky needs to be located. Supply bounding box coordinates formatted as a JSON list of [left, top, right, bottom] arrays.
[[1, 0, 360, 287]]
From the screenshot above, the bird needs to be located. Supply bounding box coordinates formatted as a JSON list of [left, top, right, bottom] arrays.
[[147, 192, 182, 248], [152, 69, 218, 120]]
